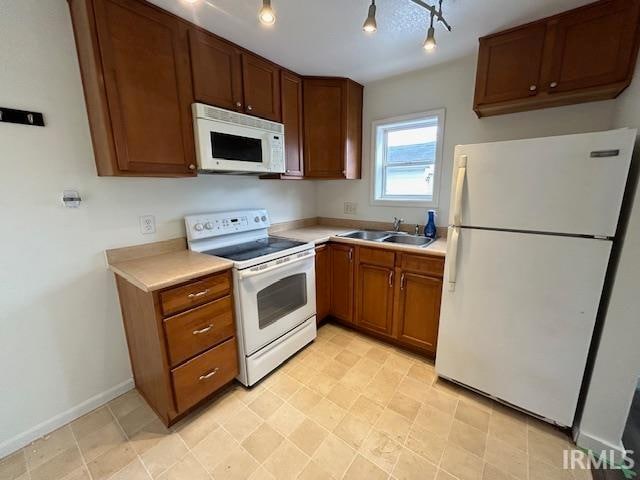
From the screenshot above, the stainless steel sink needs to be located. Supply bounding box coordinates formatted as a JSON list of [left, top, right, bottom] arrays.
[[340, 230, 392, 241], [382, 235, 434, 247]]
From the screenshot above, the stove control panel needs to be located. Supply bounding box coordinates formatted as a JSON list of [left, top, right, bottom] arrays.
[[185, 209, 270, 241]]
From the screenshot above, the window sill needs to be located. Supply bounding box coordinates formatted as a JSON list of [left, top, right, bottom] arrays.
[[371, 198, 439, 209]]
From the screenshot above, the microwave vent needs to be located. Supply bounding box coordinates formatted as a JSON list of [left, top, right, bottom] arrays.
[[198, 104, 284, 134]]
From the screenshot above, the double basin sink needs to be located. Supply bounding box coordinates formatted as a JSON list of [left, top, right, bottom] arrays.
[[337, 230, 435, 248]]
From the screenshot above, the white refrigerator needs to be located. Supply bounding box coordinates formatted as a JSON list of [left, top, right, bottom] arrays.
[[436, 128, 636, 427]]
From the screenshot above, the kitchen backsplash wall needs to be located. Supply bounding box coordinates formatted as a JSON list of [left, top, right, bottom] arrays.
[[0, 0, 316, 455], [316, 53, 618, 227]]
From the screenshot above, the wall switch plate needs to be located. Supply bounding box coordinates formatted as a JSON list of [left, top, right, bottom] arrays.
[[344, 202, 358, 215], [139, 215, 156, 235]]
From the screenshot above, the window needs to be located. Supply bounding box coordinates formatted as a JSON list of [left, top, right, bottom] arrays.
[[372, 109, 444, 207]]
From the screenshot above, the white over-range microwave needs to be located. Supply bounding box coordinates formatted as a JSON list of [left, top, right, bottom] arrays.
[[193, 103, 285, 174]]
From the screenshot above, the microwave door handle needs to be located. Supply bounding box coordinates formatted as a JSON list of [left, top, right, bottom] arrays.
[[237, 251, 315, 279]]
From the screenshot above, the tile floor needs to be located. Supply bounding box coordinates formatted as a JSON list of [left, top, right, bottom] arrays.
[[0, 323, 593, 480]]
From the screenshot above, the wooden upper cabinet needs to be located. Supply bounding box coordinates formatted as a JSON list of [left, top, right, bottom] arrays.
[[69, 0, 196, 176], [474, 24, 547, 105], [303, 78, 363, 179], [330, 243, 355, 324], [474, 0, 640, 117], [544, 0, 640, 93], [242, 53, 281, 122], [281, 71, 304, 176], [189, 30, 243, 112]]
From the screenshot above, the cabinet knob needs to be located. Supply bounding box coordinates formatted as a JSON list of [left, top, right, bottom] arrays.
[[188, 164, 196, 170], [529, 85, 537, 92], [550, 82, 558, 88], [247, 105, 253, 111], [236, 101, 242, 108], [286, 169, 291, 173]]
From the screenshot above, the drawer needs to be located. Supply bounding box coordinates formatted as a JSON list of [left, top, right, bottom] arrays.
[[358, 246, 395, 268], [164, 296, 235, 367], [160, 272, 231, 316], [399, 253, 444, 277], [172, 337, 238, 413]]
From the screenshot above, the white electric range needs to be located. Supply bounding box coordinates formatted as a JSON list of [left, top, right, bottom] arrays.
[[185, 209, 317, 386]]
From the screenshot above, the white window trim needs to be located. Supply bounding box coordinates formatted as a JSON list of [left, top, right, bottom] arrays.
[[370, 108, 445, 208]]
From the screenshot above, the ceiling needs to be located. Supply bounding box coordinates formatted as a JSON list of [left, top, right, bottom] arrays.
[[149, 0, 594, 83]]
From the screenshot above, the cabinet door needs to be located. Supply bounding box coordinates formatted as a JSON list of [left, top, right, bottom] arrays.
[[330, 244, 354, 324], [395, 272, 442, 354], [544, 0, 640, 94], [315, 245, 331, 323], [281, 71, 304, 176], [356, 263, 395, 337], [93, 0, 195, 175], [189, 29, 243, 112], [242, 53, 281, 122], [474, 23, 547, 106]]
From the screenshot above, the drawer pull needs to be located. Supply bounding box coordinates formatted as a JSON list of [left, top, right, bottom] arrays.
[[188, 289, 209, 299], [193, 324, 214, 335], [199, 367, 219, 381]]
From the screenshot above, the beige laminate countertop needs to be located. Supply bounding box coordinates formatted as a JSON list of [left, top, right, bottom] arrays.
[[109, 250, 233, 292], [275, 225, 447, 257]]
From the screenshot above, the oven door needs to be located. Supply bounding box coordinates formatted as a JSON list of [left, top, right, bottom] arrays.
[[195, 118, 273, 173], [236, 252, 316, 356]]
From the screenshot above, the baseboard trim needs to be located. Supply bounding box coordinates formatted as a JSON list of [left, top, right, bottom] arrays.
[[575, 429, 626, 464], [0, 378, 134, 459]]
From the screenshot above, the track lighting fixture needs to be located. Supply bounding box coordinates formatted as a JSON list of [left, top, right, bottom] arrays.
[[258, 0, 276, 26], [363, 0, 378, 33]]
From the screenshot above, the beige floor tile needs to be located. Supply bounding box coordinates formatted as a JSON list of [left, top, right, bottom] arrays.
[[373, 367, 404, 389], [140, 433, 189, 478], [383, 352, 414, 375], [456, 401, 491, 433], [116, 401, 157, 438], [349, 395, 385, 425], [212, 446, 260, 480], [528, 458, 573, 480], [223, 407, 263, 442], [298, 460, 336, 480], [241, 423, 284, 463], [330, 333, 353, 348], [388, 391, 421, 422], [322, 360, 351, 381], [109, 390, 146, 420], [326, 383, 360, 410], [312, 434, 356, 479], [127, 418, 173, 457], [289, 387, 323, 414], [248, 466, 276, 480], [335, 350, 361, 367], [289, 419, 328, 456], [528, 426, 573, 468], [488, 408, 528, 452], [341, 369, 373, 390], [393, 447, 438, 480], [173, 407, 219, 449], [87, 441, 138, 480], [374, 408, 412, 444], [360, 429, 402, 474], [407, 363, 437, 384], [70, 407, 114, 440], [432, 377, 462, 397], [191, 427, 238, 472], [24, 426, 76, 470], [365, 346, 390, 364], [109, 458, 151, 480], [77, 420, 127, 462], [456, 388, 495, 413], [29, 446, 83, 480], [333, 414, 372, 450], [232, 384, 266, 406], [448, 419, 488, 457], [483, 463, 517, 480], [363, 378, 398, 407], [0, 450, 27, 480], [206, 389, 245, 423], [397, 376, 429, 403], [344, 454, 388, 480], [414, 404, 454, 437], [423, 386, 459, 415], [263, 440, 309, 480], [438, 469, 460, 480], [441, 445, 484, 480], [308, 372, 339, 397], [484, 436, 528, 479], [266, 402, 306, 437], [155, 453, 208, 480], [405, 426, 448, 464], [308, 397, 347, 430], [268, 373, 303, 400], [247, 390, 283, 420], [60, 466, 91, 480]]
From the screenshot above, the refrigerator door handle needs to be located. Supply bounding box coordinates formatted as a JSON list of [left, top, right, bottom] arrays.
[[447, 226, 460, 292], [453, 155, 468, 226]]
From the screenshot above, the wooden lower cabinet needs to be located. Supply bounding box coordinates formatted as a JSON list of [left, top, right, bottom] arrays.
[[356, 263, 395, 337], [114, 269, 238, 425], [315, 244, 331, 323], [329, 243, 355, 325]]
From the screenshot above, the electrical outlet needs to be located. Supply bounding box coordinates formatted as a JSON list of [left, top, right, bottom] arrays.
[[139, 215, 156, 235], [344, 202, 358, 215]]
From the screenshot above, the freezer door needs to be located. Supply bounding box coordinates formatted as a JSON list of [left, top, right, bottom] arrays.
[[436, 228, 611, 426], [450, 128, 635, 237]]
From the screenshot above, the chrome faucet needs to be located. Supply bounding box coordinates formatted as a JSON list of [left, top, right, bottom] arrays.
[[392, 217, 404, 232]]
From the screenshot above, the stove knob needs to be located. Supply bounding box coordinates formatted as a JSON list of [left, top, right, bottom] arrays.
[[194, 223, 204, 232], [204, 222, 213, 230], [254, 216, 260, 223], [261, 215, 267, 222]]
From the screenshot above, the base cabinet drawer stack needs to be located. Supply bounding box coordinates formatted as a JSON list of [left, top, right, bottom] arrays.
[[115, 269, 238, 426]]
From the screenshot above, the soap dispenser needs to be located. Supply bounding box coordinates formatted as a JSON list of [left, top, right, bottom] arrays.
[[424, 210, 437, 239]]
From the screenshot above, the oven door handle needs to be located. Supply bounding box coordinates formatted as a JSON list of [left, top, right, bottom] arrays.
[[237, 251, 315, 279]]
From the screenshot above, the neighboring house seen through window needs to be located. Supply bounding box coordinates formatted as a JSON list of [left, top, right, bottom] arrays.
[[372, 109, 444, 207]]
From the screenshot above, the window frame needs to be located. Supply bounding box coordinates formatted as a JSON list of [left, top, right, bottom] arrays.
[[370, 109, 445, 208]]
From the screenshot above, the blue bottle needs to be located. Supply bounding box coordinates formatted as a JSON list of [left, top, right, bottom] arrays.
[[424, 210, 437, 239]]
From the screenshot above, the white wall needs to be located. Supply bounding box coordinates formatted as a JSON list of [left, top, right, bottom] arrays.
[[0, 0, 315, 456], [576, 61, 640, 459], [316, 54, 618, 226]]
